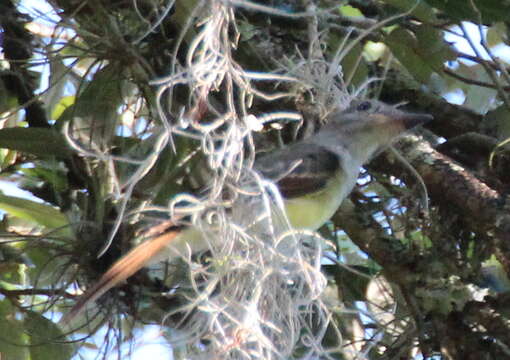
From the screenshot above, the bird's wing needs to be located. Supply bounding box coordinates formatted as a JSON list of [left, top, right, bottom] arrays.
[[255, 142, 340, 198]]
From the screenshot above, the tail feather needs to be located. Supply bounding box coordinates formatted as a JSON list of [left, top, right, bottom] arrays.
[[61, 224, 183, 325]]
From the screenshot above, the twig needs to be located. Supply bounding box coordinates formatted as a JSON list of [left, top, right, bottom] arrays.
[[443, 68, 510, 91], [0, 287, 75, 299], [461, 4, 510, 107]]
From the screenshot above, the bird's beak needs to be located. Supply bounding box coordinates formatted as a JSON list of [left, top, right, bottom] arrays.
[[399, 112, 433, 130]]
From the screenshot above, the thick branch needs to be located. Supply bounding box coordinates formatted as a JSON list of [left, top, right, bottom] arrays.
[[333, 199, 405, 269], [397, 135, 510, 272]]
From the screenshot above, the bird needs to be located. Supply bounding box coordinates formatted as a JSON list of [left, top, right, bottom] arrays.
[[61, 99, 432, 323]]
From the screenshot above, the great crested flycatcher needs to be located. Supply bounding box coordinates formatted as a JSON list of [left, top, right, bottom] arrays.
[[62, 99, 432, 323]]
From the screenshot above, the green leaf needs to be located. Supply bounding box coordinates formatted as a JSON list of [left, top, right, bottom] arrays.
[[384, 0, 437, 22], [338, 5, 364, 18], [238, 20, 258, 41], [415, 25, 457, 72], [424, 0, 510, 22], [58, 64, 127, 143], [0, 77, 19, 114], [483, 104, 510, 139], [24, 311, 75, 360], [0, 148, 17, 169], [20, 163, 69, 193], [23, 246, 65, 287], [385, 28, 433, 83], [363, 41, 387, 62], [0, 128, 72, 159], [0, 193, 68, 230], [50, 95, 75, 121], [323, 264, 375, 302], [0, 300, 30, 360], [486, 22, 508, 48], [341, 41, 369, 88], [458, 63, 498, 114], [0, 242, 27, 284]]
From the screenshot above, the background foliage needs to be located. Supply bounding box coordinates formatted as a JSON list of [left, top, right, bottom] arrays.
[[1, 0, 510, 359]]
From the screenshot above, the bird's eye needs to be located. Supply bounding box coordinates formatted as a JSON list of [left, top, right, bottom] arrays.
[[357, 101, 371, 111]]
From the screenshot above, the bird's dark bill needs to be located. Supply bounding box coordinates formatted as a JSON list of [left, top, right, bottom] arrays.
[[401, 113, 433, 129]]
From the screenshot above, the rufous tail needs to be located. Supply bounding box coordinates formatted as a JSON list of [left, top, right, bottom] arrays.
[[61, 222, 182, 324]]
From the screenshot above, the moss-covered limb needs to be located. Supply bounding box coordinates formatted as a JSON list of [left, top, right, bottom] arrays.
[[398, 135, 510, 274]]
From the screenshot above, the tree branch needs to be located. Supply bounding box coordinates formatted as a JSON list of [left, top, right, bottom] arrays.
[[0, 287, 75, 299], [398, 135, 510, 273]]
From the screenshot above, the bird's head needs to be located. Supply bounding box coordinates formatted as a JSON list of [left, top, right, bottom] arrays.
[[341, 99, 432, 136], [323, 99, 433, 158]]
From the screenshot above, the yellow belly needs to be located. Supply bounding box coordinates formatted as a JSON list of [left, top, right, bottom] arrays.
[[283, 171, 350, 230], [165, 171, 352, 257]]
